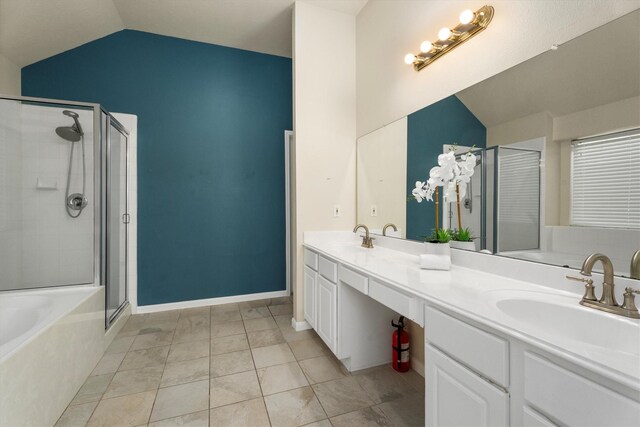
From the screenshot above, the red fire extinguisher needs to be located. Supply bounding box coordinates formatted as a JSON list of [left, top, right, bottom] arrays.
[[392, 316, 410, 372]]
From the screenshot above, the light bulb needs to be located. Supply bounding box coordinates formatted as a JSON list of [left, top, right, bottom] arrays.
[[420, 40, 433, 53], [459, 9, 474, 25], [438, 27, 451, 41], [404, 53, 415, 65]]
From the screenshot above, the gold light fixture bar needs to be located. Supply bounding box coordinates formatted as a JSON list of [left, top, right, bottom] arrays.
[[406, 5, 494, 71]]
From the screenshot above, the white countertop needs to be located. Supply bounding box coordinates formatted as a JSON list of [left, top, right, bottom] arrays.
[[304, 232, 640, 394]]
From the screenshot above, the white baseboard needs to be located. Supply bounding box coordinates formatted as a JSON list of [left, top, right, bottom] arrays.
[[291, 317, 312, 331], [134, 290, 289, 314]]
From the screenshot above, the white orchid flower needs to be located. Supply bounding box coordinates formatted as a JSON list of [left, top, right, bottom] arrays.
[[443, 181, 458, 203], [412, 181, 427, 203]]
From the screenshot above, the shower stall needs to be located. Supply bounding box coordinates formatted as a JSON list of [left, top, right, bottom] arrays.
[[0, 95, 129, 328], [446, 145, 541, 254]]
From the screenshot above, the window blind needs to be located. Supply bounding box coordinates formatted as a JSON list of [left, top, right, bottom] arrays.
[[571, 129, 640, 229]]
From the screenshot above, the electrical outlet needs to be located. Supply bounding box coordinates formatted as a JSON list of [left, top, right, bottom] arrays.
[[333, 205, 341, 217], [370, 205, 377, 217]]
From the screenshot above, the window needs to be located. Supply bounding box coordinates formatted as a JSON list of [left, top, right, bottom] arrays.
[[571, 129, 640, 229]]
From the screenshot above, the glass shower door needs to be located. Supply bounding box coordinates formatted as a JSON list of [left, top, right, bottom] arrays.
[[105, 116, 129, 327]]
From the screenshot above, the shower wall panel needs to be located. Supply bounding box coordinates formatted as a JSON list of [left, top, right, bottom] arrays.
[[0, 99, 95, 291]]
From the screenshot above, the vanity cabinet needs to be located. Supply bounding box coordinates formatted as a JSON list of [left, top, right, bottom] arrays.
[[426, 343, 509, 426], [316, 275, 337, 353], [303, 266, 316, 328]]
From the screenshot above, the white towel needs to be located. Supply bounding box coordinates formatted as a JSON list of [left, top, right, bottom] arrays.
[[419, 254, 451, 270]]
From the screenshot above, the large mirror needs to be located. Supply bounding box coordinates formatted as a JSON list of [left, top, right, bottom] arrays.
[[357, 10, 640, 277]]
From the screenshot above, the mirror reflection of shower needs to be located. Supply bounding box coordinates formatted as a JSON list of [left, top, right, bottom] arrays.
[[55, 110, 88, 218]]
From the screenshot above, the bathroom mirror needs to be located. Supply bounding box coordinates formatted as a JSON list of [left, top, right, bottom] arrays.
[[356, 10, 640, 278]]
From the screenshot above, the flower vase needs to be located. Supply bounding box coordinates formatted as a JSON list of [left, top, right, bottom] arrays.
[[450, 240, 476, 251], [420, 242, 451, 270]]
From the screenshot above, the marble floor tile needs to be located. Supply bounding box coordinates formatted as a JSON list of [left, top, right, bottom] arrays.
[[353, 366, 411, 404], [268, 303, 293, 316], [87, 390, 156, 427], [402, 369, 426, 393], [240, 306, 272, 320], [150, 380, 209, 422], [209, 370, 262, 408], [209, 397, 270, 427], [257, 361, 309, 395], [247, 328, 286, 348], [138, 320, 178, 335], [312, 377, 374, 417], [210, 309, 242, 324], [268, 296, 292, 306], [211, 302, 240, 313], [210, 333, 249, 355], [239, 299, 269, 309], [55, 401, 99, 427], [104, 366, 163, 399], [288, 338, 329, 361], [167, 340, 210, 363], [91, 352, 126, 376], [298, 356, 346, 384], [273, 314, 292, 329], [130, 330, 174, 350], [251, 343, 296, 368], [173, 315, 210, 343], [243, 316, 278, 332], [300, 420, 332, 427], [105, 335, 135, 354], [179, 307, 211, 318], [264, 386, 327, 427], [71, 373, 113, 405], [210, 349, 255, 377], [145, 310, 181, 322], [376, 392, 425, 427], [211, 320, 245, 338], [148, 410, 209, 427], [330, 406, 393, 427], [119, 346, 170, 371], [161, 356, 210, 387]]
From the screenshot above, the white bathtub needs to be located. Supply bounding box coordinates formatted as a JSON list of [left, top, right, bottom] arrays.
[[0, 287, 99, 362], [0, 286, 107, 426]]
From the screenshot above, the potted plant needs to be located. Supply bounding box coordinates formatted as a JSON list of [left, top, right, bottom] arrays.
[[450, 227, 476, 251]]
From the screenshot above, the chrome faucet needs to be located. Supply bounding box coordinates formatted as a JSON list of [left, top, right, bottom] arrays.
[[630, 250, 640, 280], [567, 253, 640, 319], [382, 223, 398, 236], [353, 224, 374, 248]]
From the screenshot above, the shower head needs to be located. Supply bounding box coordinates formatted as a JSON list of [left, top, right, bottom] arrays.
[[59, 109, 84, 138], [56, 126, 82, 142]]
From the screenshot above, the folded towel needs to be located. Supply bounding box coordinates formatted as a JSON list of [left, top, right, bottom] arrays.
[[419, 254, 451, 270]]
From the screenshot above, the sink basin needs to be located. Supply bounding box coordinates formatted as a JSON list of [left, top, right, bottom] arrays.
[[484, 289, 640, 361]]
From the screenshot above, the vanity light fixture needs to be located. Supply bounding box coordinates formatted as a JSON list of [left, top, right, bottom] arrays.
[[404, 5, 494, 71]]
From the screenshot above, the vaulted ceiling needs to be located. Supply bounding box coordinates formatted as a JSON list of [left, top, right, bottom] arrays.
[[0, 0, 368, 67]]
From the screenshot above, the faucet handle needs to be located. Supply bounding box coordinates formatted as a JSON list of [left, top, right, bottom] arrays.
[[621, 287, 640, 317], [566, 275, 597, 301]]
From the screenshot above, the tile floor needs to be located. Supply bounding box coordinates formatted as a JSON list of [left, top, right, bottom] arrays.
[[55, 297, 425, 427]]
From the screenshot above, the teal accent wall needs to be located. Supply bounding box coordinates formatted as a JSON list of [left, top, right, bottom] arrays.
[[406, 95, 486, 241], [22, 30, 292, 305]]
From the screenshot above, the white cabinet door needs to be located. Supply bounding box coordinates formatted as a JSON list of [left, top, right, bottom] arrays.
[[316, 275, 337, 353], [426, 344, 508, 427], [303, 266, 317, 328]]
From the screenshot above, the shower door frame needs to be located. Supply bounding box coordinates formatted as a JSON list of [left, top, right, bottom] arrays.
[[0, 94, 103, 289], [102, 111, 130, 329]]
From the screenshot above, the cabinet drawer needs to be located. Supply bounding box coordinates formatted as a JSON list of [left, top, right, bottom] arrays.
[[369, 279, 414, 320], [319, 256, 338, 283], [425, 306, 509, 387], [304, 248, 318, 270], [524, 352, 640, 426], [339, 265, 368, 294], [523, 406, 557, 427]]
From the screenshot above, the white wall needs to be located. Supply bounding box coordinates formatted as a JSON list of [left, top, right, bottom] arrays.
[[292, 2, 357, 322], [356, 0, 640, 138], [356, 117, 407, 237], [0, 53, 20, 96]]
